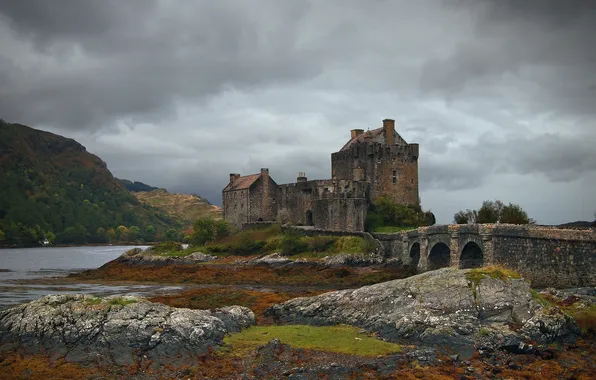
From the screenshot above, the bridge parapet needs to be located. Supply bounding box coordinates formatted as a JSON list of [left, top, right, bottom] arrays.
[[372, 224, 596, 287]]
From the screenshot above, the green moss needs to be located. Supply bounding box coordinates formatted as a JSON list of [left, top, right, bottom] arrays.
[[84, 297, 102, 305], [478, 328, 490, 336], [223, 325, 401, 357], [108, 297, 137, 306]]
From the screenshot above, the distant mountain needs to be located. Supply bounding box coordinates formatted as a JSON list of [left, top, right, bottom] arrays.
[[131, 189, 222, 229], [0, 120, 177, 246], [118, 178, 161, 192], [557, 221, 595, 230]]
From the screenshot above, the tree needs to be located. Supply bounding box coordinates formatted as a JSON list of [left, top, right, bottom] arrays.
[[454, 200, 533, 225], [476, 200, 504, 224], [165, 228, 181, 242], [365, 196, 432, 231], [129, 226, 141, 242], [116, 225, 129, 242], [107, 228, 116, 243], [189, 217, 230, 245], [58, 225, 87, 244], [144, 225, 156, 241], [45, 231, 56, 245], [0, 229, 5, 241], [501, 203, 534, 224], [454, 209, 477, 224]]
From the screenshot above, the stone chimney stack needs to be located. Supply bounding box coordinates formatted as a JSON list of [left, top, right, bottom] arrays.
[[229, 173, 240, 183], [261, 168, 270, 219], [383, 119, 395, 145], [351, 129, 364, 139], [297, 171, 307, 183]]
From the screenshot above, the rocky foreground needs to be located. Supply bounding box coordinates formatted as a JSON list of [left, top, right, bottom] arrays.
[[266, 267, 581, 352], [0, 294, 254, 368]]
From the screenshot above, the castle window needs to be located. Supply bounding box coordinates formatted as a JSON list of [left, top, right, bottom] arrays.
[[392, 170, 397, 184]]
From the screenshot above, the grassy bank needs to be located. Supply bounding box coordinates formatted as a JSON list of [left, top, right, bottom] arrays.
[[223, 325, 401, 357], [149, 225, 377, 260]]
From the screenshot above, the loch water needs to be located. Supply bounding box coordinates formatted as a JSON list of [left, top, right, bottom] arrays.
[[0, 245, 183, 308]]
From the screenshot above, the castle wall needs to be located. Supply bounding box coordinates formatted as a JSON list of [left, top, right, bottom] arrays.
[[331, 142, 419, 205], [313, 197, 368, 232], [248, 176, 278, 222], [222, 188, 250, 228]]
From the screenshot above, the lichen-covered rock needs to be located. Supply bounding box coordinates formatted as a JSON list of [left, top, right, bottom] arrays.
[[253, 253, 293, 265], [323, 252, 384, 266], [0, 294, 254, 367], [116, 248, 218, 267], [265, 268, 579, 351]]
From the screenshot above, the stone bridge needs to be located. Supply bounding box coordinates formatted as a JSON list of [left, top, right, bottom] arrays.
[[372, 224, 596, 288]]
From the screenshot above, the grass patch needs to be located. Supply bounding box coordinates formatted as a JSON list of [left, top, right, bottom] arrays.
[[374, 226, 417, 233], [465, 265, 522, 285], [108, 297, 137, 306], [84, 297, 102, 305], [224, 325, 401, 357]]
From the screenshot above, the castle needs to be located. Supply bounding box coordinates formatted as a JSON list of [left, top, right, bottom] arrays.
[[222, 119, 419, 232]]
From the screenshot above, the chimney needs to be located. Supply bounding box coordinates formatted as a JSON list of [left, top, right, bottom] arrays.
[[383, 119, 395, 145], [261, 169, 270, 219], [297, 171, 307, 183], [229, 173, 240, 183], [351, 129, 364, 139]]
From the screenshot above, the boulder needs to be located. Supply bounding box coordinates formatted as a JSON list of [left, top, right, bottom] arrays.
[[265, 268, 580, 351], [0, 294, 254, 367], [323, 252, 384, 266], [117, 248, 218, 267], [252, 253, 293, 265]]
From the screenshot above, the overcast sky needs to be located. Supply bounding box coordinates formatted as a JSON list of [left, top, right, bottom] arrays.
[[1, 0, 595, 224]]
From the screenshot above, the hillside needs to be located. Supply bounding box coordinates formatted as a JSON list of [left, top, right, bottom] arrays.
[[0, 120, 176, 246], [131, 189, 222, 228], [118, 179, 161, 192]]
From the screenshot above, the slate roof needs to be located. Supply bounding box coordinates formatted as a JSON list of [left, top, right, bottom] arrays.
[[223, 173, 261, 192], [340, 127, 407, 151], [340, 127, 383, 151]]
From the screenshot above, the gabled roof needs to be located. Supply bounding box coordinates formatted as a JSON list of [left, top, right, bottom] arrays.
[[340, 127, 407, 151], [223, 173, 260, 192]]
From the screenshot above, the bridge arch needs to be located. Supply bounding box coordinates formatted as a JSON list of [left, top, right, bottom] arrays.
[[409, 242, 420, 272], [459, 241, 483, 269], [428, 242, 451, 270]]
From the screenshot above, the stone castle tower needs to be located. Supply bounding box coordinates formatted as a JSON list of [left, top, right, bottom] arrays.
[[223, 118, 420, 231], [331, 119, 419, 205]]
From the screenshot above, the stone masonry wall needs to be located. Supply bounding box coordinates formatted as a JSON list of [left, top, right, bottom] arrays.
[[248, 176, 278, 223], [372, 224, 596, 288], [312, 197, 368, 232], [331, 142, 419, 205], [222, 189, 250, 229]]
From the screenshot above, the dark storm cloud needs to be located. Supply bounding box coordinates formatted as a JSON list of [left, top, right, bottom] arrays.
[[1, 0, 595, 223], [0, 0, 321, 128], [422, 0, 596, 117]]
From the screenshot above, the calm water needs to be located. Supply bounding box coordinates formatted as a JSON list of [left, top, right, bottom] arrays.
[[0, 245, 184, 309]]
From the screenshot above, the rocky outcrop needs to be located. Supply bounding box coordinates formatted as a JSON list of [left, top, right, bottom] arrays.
[[117, 247, 218, 267], [323, 252, 384, 266], [0, 294, 254, 367], [266, 268, 580, 352]]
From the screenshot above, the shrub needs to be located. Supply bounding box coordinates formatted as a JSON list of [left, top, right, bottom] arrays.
[[280, 233, 308, 255], [190, 217, 230, 245], [308, 236, 336, 252], [150, 241, 183, 254]]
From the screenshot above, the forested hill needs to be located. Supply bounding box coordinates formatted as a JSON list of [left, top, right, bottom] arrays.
[[0, 120, 176, 246]]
